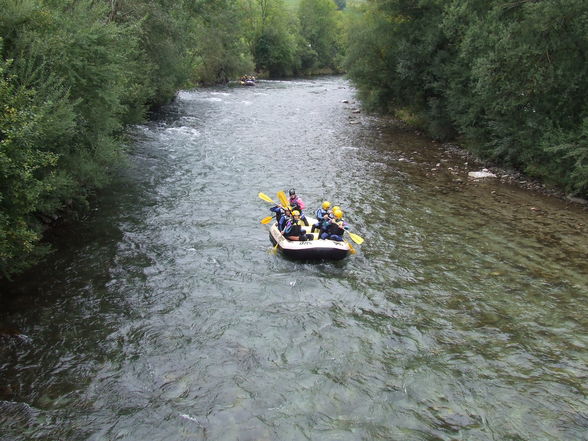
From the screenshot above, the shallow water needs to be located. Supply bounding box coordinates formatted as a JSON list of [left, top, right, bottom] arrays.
[[1, 76, 587, 441]]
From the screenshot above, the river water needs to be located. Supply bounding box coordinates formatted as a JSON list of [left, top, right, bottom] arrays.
[[1, 76, 587, 441]]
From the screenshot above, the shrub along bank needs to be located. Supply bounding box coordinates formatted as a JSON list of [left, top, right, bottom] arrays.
[[345, 0, 588, 199]]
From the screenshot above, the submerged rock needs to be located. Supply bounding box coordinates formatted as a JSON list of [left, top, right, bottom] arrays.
[[566, 195, 588, 205], [468, 170, 497, 179]]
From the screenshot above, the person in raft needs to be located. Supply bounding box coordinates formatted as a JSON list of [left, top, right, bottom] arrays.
[[277, 206, 292, 232], [287, 188, 309, 226], [270, 204, 294, 232], [269, 204, 285, 225], [283, 210, 312, 241], [311, 201, 332, 235], [320, 209, 347, 241]]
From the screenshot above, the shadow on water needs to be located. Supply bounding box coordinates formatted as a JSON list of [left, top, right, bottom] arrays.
[[1, 76, 587, 441]]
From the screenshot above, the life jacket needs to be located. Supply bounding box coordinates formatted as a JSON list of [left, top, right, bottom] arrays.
[[284, 219, 304, 236], [314, 209, 331, 230], [289, 196, 305, 211], [327, 220, 345, 236], [270, 205, 283, 222], [315, 208, 330, 219], [278, 214, 290, 231]]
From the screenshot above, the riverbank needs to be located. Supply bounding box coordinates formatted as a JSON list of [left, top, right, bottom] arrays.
[[344, 101, 588, 209], [440, 141, 588, 208]]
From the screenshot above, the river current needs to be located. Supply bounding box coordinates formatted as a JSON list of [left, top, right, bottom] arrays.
[[1, 76, 587, 441]]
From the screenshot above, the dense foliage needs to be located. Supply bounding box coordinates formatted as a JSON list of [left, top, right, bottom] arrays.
[[0, 0, 345, 277], [345, 0, 588, 197], [244, 0, 345, 77]]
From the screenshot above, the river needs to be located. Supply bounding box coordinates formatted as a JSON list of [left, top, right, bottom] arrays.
[[1, 76, 587, 441]]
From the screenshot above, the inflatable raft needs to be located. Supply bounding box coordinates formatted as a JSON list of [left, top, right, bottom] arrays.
[[268, 217, 351, 261]]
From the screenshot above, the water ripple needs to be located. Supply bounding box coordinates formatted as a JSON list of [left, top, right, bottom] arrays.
[[1, 77, 587, 441]]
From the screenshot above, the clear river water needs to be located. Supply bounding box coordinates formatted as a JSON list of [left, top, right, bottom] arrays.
[[1, 76, 587, 441]]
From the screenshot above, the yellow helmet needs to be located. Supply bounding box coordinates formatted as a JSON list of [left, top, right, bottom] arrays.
[[333, 209, 343, 219], [292, 210, 300, 216], [332, 205, 341, 212], [322, 201, 331, 210]]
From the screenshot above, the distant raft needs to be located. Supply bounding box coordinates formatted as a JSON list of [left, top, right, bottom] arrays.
[[269, 217, 351, 261], [239, 76, 256, 86]]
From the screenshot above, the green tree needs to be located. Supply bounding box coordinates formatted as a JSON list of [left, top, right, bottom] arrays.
[[254, 26, 298, 76], [345, 0, 588, 195], [442, 0, 588, 193], [0, 0, 138, 275], [345, 0, 452, 137], [0, 57, 66, 277], [103, 0, 195, 108], [190, 0, 254, 83], [298, 0, 343, 71], [241, 0, 299, 77]]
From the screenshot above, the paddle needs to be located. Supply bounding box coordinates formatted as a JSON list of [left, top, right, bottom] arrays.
[[277, 190, 290, 209], [259, 192, 279, 225], [259, 191, 283, 253], [258, 192, 276, 204], [345, 230, 364, 245], [267, 242, 279, 254], [345, 240, 357, 254], [330, 216, 364, 245]]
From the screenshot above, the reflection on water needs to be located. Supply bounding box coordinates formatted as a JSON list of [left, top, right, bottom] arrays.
[[1, 77, 587, 441]]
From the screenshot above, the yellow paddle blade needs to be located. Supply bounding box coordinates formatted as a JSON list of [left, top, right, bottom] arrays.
[[271, 243, 279, 254], [260, 216, 273, 224], [345, 240, 356, 254], [277, 191, 289, 208], [346, 231, 364, 245], [258, 192, 275, 204]]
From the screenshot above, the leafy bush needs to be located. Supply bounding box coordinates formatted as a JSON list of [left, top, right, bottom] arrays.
[[345, 0, 588, 196]]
